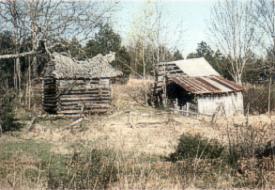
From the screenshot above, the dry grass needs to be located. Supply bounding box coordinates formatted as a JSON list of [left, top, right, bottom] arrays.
[[1, 79, 275, 189], [24, 108, 220, 156], [112, 79, 153, 110]]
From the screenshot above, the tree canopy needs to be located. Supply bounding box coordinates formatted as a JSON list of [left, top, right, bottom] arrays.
[[85, 24, 131, 77], [187, 41, 232, 79]]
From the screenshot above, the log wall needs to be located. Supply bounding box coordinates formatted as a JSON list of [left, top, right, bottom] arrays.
[[56, 78, 111, 117], [42, 78, 57, 113], [43, 78, 112, 117]]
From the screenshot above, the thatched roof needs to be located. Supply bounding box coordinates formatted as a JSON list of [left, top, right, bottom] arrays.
[[45, 52, 123, 79]]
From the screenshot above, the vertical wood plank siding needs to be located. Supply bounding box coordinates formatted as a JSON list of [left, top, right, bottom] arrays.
[[197, 92, 244, 116]]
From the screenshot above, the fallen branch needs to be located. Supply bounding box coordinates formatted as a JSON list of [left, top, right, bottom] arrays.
[[28, 117, 38, 131], [68, 118, 83, 127]]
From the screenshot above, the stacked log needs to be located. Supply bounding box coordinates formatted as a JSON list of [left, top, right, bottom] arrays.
[[154, 63, 184, 93], [55, 79, 111, 117], [42, 78, 57, 113]]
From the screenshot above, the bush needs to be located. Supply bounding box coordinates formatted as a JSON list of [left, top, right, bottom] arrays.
[[243, 84, 275, 114], [168, 134, 225, 162], [0, 90, 21, 133], [226, 122, 271, 165], [47, 149, 118, 189]]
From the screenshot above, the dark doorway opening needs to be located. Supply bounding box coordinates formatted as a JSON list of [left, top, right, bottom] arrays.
[[166, 82, 194, 109]]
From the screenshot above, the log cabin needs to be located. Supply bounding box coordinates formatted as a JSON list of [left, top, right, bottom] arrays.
[[42, 52, 122, 117], [154, 57, 244, 116]]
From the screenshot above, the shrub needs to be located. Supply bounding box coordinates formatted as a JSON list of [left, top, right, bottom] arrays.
[[243, 84, 275, 114], [226, 122, 271, 165], [47, 149, 118, 189], [0, 90, 21, 133], [168, 134, 225, 162]]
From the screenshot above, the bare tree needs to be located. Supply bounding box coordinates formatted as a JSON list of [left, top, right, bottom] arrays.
[[252, 0, 275, 115], [210, 0, 259, 84], [0, 0, 26, 91], [128, 1, 156, 79], [0, 0, 117, 60], [128, 1, 184, 77]]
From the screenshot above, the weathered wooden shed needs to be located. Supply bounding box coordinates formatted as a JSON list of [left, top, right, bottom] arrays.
[[154, 57, 244, 116], [42, 52, 122, 117]]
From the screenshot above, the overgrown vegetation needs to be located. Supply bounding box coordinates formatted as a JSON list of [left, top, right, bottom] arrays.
[[0, 90, 21, 133], [0, 110, 275, 189], [168, 134, 225, 161], [0, 139, 118, 189], [47, 149, 118, 189], [243, 84, 275, 114], [166, 123, 275, 188]]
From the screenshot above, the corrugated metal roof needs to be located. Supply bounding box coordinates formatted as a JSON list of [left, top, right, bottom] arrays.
[[160, 57, 220, 77], [168, 76, 243, 95]]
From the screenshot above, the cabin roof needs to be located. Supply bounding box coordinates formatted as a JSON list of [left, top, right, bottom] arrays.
[[168, 75, 243, 95], [45, 52, 123, 79], [159, 57, 220, 77]]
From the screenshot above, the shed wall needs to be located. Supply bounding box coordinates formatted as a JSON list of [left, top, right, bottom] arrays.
[[197, 92, 243, 116]]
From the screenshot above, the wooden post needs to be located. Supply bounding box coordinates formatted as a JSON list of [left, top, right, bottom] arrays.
[[163, 75, 168, 107], [186, 102, 190, 117]]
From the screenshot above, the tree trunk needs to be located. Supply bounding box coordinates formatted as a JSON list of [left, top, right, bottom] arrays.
[[31, 19, 38, 79], [268, 72, 272, 115], [16, 57, 21, 91], [234, 73, 242, 85], [13, 60, 17, 89], [28, 57, 32, 109], [143, 45, 146, 79]]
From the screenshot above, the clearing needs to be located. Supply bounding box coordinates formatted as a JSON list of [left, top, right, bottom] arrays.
[[1, 79, 275, 189]]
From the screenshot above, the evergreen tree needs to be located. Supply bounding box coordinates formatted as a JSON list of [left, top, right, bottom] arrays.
[[85, 24, 130, 77], [68, 38, 86, 60], [187, 41, 232, 79], [173, 49, 183, 60], [85, 24, 121, 57]]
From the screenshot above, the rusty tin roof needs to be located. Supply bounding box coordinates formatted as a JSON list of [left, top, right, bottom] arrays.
[[168, 75, 243, 95]]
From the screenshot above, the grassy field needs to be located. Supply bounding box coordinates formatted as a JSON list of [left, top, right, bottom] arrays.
[[1, 79, 275, 189]]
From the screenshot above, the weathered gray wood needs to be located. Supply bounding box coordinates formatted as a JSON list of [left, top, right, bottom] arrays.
[[43, 77, 113, 116]]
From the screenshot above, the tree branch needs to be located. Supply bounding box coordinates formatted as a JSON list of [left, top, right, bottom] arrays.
[[0, 50, 36, 60]]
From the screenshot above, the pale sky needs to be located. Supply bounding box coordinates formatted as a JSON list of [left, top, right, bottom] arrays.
[[113, 0, 215, 56]]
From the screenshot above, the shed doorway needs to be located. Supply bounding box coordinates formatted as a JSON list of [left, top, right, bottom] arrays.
[[166, 82, 195, 110]]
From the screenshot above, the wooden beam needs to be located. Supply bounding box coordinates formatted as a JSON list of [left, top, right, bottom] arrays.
[[0, 50, 36, 60]]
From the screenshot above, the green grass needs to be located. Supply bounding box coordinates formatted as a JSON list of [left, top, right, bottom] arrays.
[[0, 138, 119, 189], [0, 139, 52, 161]]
